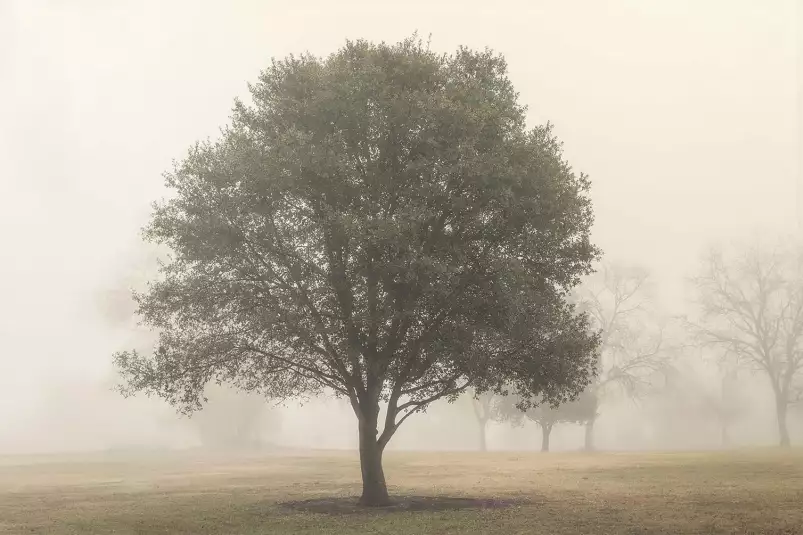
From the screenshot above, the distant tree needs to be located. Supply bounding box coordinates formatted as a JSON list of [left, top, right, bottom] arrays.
[[705, 360, 744, 447], [468, 389, 504, 452], [575, 263, 672, 451], [96, 244, 165, 330], [191, 384, 280, 451], [792, 396, 803, 426], [469, 390, 493, 451], [650, 359, 746, 449], [688, 242, 803, 447], [96, 239, 281, 450], [111, 36, 600, 506], [493, 388, 597, 452]]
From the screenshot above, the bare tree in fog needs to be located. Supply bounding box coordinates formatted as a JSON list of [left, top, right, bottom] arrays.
[[689, 243, 803, 447], [577, 263, 672, 451], [111, 37, 600, 506]]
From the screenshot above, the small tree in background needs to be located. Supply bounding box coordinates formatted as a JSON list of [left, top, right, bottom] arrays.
[[112, 36, 600, 506], [469, 389, 495, 451], [191, 384, 281, 451], [704, 359, 745, 447], [575, 263, 672, 451], [493, 388, 597, 452], [646, 357, 747, 449]]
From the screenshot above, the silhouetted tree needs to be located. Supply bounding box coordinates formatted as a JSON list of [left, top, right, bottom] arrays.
[[112, 36, 600, 506], [689, 242, 803, 447]]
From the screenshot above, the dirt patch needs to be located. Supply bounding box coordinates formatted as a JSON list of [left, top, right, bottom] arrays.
[[281, 495, 525, 514]]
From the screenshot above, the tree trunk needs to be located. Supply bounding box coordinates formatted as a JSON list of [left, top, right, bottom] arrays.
[[720, 422, 730, 448], [478, 418, 488, 452], [357, 416, 390, 506], [584, 418, 596, 452], [776, 398, 791, 448], [541, 423, 553, 452]]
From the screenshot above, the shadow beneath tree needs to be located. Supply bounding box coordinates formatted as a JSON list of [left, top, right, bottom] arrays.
[[281, 495, 527, 515]]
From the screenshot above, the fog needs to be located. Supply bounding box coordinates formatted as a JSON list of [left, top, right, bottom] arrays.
[[1, 0, 800, 456]]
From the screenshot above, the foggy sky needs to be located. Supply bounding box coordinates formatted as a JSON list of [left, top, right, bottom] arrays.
[[0, 0, 800, 452]]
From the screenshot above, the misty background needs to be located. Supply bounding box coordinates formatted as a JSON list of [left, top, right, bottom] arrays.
[[1, 0, 800, 455]]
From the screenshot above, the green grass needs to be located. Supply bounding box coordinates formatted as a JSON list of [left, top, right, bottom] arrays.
[[1, 449, 802, 534]]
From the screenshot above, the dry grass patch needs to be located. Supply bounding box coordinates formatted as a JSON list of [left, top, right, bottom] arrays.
[[1, 448, 801, 534]]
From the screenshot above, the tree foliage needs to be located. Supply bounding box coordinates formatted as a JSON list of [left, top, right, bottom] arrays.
[[112, 36, 599, 505], [96, 244, 166, 331], [495, 388, 597, 426]]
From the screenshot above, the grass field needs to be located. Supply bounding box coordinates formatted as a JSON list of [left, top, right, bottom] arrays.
[[1, 449, 802, 534]]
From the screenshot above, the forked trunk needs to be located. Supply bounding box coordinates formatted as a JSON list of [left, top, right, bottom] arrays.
[[357, 417, 390, 506], [541, 423, 553, 453], [584, 418, 596, 452], [478, 418, 488, 452], [776, 398, 791, 448]]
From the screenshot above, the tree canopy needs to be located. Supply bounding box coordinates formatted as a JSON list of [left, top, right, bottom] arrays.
[[113, 36, 600, 506]]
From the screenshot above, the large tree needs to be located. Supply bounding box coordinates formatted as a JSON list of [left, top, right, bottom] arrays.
[[113, 36, 599, 506], [575, 263, 671, 451], [689, 242, 803, 447]]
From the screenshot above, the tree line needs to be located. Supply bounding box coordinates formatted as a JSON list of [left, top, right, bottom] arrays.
[[467, 247, 803, 453]]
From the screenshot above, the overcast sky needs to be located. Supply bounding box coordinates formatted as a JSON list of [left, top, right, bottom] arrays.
[[0, 0, 800, 451]]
